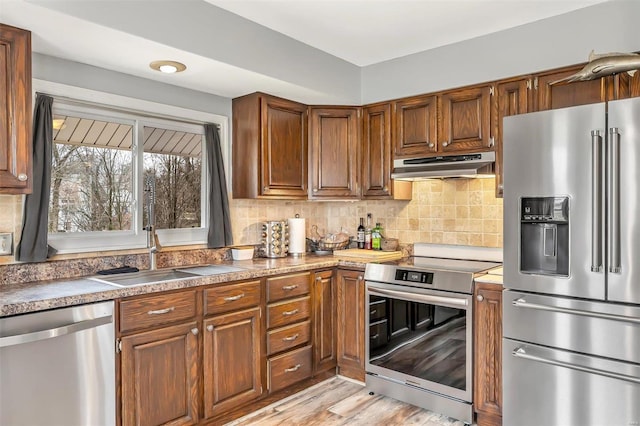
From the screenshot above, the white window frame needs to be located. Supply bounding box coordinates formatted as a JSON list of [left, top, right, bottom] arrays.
[[36, 79, 230, 254]]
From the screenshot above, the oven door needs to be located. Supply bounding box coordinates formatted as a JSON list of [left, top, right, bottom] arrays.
[[365, 281, 473, 403]]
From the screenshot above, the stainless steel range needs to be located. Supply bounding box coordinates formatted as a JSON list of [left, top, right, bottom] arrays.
[[363, 244, 501, 425]]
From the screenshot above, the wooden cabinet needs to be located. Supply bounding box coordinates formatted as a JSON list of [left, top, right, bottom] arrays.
[[265, 272, 313, 392], [232, 92, 308, 199], [474, 282, 503, 426], [393, 94, 438, 157], [309, 107, 360, 199], [394, 85, 494, 158], [495, 78, 533, 197], [119, 290, 200, 426], [440, 85, 494, 153], [312, 269, 336, 374], [534, 65, 609, 111], [203, 306, 263, 418], [202, 280, 263, 419], [0, 24, 32, 194], [362, 103, 392, 198], [336, 269, 366, 381]]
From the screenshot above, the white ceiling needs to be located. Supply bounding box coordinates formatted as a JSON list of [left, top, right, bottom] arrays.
[[0, 0, 608, 101]]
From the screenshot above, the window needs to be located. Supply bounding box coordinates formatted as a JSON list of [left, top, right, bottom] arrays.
[[48, 100, 209, 253]]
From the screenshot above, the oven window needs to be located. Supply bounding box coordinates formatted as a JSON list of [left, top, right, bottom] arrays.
[[368, 295, 467, 391]]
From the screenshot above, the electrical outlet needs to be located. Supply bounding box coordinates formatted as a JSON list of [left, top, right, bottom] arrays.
[[0, 233, 13, 255]]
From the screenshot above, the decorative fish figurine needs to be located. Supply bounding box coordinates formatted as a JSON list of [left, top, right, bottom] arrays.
[[549, 50, 640, 85]]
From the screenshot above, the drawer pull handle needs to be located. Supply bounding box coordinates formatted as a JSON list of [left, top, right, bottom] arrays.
[[284, 364, 301, 373], [371, 333, 379, 340], [282, 285, 298, 291], [282, 334, 299, 342], [148, 306, 175, 315], [282, 309, 299, 316], [224, 293, 245, 302], [370, 309, 377, 315]]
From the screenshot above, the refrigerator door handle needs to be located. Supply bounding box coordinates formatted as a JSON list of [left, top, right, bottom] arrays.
[[591, 130, 603, 272], [512, 297, 640, 324], [512, 347, 640, 385], [609, 127, 621, 273]]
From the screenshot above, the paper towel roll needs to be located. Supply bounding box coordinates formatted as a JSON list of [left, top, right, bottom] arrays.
[[288, 217, 306, 256]]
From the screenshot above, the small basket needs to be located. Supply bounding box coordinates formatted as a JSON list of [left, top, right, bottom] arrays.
[[306, 238, 350, 253]]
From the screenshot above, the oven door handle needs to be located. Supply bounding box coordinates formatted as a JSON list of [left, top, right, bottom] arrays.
[[367, 286, 468, 309]]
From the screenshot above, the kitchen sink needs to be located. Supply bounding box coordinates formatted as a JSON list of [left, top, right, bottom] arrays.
[[90, 264, 247, 288], [90, 269, 199, 287], [177, 264, 247, 276]]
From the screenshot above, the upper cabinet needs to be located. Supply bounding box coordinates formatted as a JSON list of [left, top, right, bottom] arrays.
[[393, 84, 494, 158], [0, 24, 32, 194], [534, 64, 609, 111], [232, 92, 308, 199], [495, 78, 533, 197], [309, 107, 360, 199]]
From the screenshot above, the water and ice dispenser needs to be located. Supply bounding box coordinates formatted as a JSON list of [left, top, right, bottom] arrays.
[[520, 197, 569, 276]]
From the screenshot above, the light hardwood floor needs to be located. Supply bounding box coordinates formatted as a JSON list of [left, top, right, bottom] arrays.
[[225, 376, 468, 426]]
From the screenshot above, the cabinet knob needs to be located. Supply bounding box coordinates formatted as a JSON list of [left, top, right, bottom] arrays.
[[477, 295, 484, 302], [263, 186, 268, 192], [358, 275, 363, 281], [382, 186, 388, 192], [498, 184, 504, 192], [207, 325, 214, 332], [489, 137, 495, 147], [17, 174, 28, 182], [442, 141, 449, 147], [316, 276, 321, 281], [313, 188, 318, 193], [428, 143, 435, 148], [191, 328, 199, 335]]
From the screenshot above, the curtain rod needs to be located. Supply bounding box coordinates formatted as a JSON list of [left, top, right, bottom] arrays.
[[36, 91, 221, 129]]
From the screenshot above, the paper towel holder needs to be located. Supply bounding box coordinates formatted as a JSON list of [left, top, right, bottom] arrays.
[[288, 214, 306, 257]]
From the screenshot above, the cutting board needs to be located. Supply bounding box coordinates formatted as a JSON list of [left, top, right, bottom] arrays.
[[332, 249, 403, 262]]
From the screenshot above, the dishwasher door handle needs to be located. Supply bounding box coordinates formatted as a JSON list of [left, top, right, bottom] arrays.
[[0, 314, 113, 348]]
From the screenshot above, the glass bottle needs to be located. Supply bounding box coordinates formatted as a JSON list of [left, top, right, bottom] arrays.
[[357, 217, 365, 249], [372, 222, 382, 250], [364, 213, 372, 250]]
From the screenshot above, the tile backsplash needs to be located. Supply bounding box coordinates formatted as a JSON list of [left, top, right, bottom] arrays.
[[0, 177, 503, 265], [231, 178, 502, 248]]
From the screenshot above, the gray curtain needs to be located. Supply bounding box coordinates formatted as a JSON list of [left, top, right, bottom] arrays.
[[205, 124, 233, 248], [16, 94, 57, 262]]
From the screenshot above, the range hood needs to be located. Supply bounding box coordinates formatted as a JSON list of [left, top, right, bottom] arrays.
[[391, 151, 495, 180]]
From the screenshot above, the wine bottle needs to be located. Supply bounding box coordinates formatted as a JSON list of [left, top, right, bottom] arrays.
[[364, 213, 372, 250], [357, 217, 365, 249]]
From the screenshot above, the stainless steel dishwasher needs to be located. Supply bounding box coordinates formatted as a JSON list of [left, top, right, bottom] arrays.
[[0, 301, 115, 426]]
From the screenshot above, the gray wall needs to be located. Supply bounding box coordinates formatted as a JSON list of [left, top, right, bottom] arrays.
[[361, 1, 640, 104], [33, 53, 232, 117]]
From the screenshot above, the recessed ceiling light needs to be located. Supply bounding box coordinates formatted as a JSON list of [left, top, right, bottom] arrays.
[[149, 60, 187, 74]]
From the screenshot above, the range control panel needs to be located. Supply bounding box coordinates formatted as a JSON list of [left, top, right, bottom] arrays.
[[394, 269, 434, 284]]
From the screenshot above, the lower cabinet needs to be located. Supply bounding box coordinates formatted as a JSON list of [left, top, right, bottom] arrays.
[[203, 307, 263, 418], [313, 269, 337, 374], [336, 268, 366, 381], [473, 282, 503, 426], [119, 290, 200, 426]]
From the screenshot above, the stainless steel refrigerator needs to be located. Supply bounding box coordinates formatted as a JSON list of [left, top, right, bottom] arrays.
[[502, 96, 640, 426]]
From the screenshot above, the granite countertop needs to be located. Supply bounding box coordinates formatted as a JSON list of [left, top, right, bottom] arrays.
[[1, 255, 367, 317]]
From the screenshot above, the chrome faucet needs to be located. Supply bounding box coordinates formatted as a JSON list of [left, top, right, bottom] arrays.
[[143, 175, 161, 270]]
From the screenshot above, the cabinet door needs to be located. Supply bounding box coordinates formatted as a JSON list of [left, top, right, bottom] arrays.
[[203, 307, 263, 419], [312, 270, 336, 374], [0, 24, 32, 194], [261, 96, 308, 197], [362, 103, 392, 198], [495, 78, 532, 198], [309, 107, 360, 199], [535, 65, 607, 111], [617, 71, 640, 100], [393, 95, 438, 157], [336, 269, 365, 381], [121, 322, 199, 426], [474, 283, 503, 426], [440, 85, 494, 153]]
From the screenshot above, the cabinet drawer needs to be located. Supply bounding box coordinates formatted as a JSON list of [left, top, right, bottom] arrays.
[[268, 345, 312, 393], [204, 280, 261, 316], [370, 320, 388, 350], [267, 320, 311, 355], [120, 290, 197, 333], [369, 300, 386, 322], [267, 296, 310, 329], [266, 273, 310, 302]]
